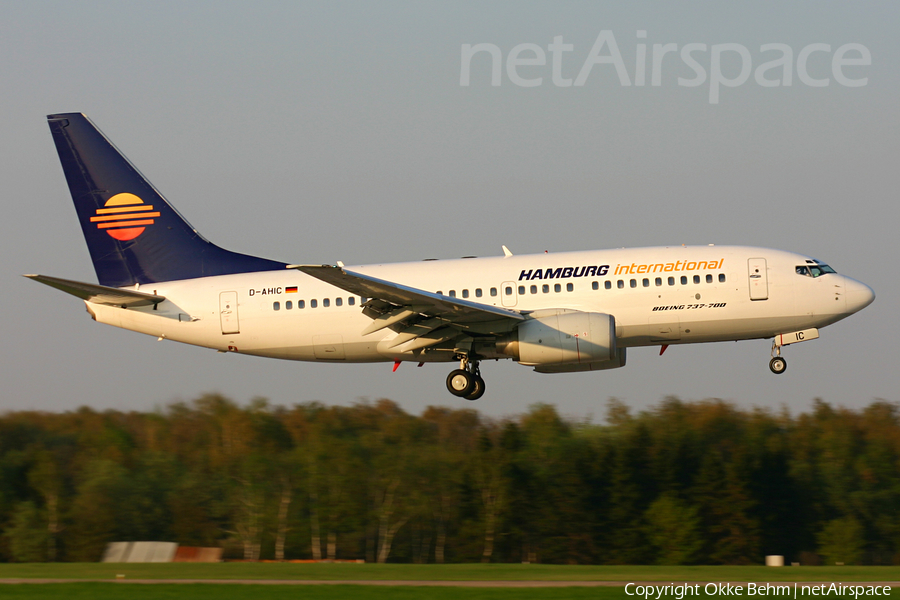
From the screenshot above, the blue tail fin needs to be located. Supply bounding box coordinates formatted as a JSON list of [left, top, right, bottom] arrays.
[[47, 113, 286, 287]]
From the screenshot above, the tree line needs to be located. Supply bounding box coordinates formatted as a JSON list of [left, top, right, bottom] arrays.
[[0, 395, 897, 565]]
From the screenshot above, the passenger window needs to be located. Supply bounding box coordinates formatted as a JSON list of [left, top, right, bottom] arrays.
[[642, 278, 649, 287], [693, 275, 700, 284], [680, 276, 688, 285], [490, 287, 497, 297], [298, 300, 306, 309], [605, 281, 612, 290], [668, 277, 675, 286], [617, 280, 624, 289], [449, 290, 456, 298], [475, 288, 482, 297], [286, 301, 292, 310], [566, 283, 574, 292], [530, 285, 537, 294], [718, 273, 726, 283], [630, 279, 637, 288], [348, 297, 354, 305], [542, 284, 549, 293], [311, 299, 318, 308], [518, 285, 526, 295], [505, 286, 512, 295], [361, 297, 367, 304], [706, 274, 713, 284], [592, 281, 599, 290], [323, 298, 330, 307], [336, 297, 342, 306], [554, 283, 561, 293], [462, 289, 469, 298], [273, 301, 280, 311], [655, 277, 662, 286]]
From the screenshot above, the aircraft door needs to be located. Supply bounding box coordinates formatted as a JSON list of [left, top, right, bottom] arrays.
[[501, 281, 518, 307], [748, 258, 768, 301], [219, 291, 240, 334]]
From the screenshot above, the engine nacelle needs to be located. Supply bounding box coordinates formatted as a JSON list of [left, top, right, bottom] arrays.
[[505, 309, 617, 367]]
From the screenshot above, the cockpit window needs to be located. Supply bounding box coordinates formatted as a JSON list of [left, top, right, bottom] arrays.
[[796, 264, 837, 277], [809, 264, 836, 277]]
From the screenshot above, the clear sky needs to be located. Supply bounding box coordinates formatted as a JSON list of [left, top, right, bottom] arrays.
[[2, 1, 897, 419]]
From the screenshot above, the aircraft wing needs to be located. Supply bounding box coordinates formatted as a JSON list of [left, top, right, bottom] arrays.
[[289, 265, 523, 348], [24, 274, 166, 307]]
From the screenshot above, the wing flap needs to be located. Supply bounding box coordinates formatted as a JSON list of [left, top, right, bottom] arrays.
[[386, 317, 449, 349], [361, 306, 422, 336], [395, 327, 460, 352], [24, 274, 166, 307]]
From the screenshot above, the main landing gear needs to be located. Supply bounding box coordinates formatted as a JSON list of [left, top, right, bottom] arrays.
[[769, 340, 787, 374], [446, 357, 486, 400]]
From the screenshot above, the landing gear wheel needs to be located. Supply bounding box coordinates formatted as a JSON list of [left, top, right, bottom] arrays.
[[769, 356, 787, 374], [464, 376, 486, 401], [446, 369, 476, 397]]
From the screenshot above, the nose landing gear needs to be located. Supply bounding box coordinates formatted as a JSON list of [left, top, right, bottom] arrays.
[[769, 340, 787, 374], [446, 357, 486, 400]]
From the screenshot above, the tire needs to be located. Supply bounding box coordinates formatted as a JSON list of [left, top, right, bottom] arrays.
[[446, 369, 475, 397], [769, 357, 787, 374], [464, 376, 486, 401]]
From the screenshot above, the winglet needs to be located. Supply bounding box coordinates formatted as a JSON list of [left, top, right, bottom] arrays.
[[502, 245, 513, 257]]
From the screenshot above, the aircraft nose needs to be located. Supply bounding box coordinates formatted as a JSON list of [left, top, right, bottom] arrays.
[[844, 277, 875, 314]]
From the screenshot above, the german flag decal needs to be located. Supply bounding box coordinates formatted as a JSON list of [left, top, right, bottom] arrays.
[[286, 286, 298, 293], [89, 193, 160, 241]]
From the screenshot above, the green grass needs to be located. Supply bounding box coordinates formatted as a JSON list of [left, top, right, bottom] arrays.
[[0, 583, 620, 600], [0, 563, 897, 582], [0, 567, 896, 600], [0, 583, 898, 600]]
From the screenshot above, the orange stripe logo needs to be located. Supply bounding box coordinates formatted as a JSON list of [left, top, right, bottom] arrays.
[[90, 193, 158, 241]]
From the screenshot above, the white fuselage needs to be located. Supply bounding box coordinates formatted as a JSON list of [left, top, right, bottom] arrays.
[[84, 245, 873, 366]]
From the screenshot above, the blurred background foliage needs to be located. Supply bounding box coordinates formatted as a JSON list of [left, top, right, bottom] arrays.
[[0, 396, 897, 565]]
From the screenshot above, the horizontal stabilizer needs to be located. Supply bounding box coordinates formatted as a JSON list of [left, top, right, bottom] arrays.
[[24, 274, 165, 307]]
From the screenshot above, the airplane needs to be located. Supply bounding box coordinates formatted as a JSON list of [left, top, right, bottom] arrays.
[[27, 113, 875, 400]]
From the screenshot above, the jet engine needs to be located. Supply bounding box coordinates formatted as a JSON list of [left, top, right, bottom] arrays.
[[500, 309, 623, 371]]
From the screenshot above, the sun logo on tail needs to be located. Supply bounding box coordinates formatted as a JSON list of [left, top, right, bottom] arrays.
[[89, 193, 160, 241]]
